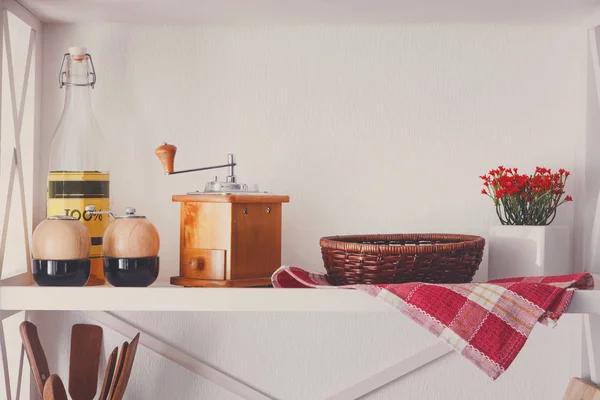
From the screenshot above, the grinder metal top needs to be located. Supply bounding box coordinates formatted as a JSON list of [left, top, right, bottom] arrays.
[[155, 142, 262, 194]]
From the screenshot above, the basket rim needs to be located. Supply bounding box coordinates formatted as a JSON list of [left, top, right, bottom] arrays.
[[320, 233, 485, 255]]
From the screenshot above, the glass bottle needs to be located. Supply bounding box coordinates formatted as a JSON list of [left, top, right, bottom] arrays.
[[47, 47, 109, 286]]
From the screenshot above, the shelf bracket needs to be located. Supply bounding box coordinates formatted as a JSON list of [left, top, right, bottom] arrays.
[[83, 310, 274, 400], [325, 341, 452, 400]]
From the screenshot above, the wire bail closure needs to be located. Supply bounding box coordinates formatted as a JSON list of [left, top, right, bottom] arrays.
[[58, 52, 97, 89]]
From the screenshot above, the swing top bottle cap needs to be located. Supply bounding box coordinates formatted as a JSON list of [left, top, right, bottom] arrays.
[[68, 46, 86, 56], [68, 46, 87, 61]]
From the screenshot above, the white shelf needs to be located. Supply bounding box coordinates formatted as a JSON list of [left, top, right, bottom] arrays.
[[0, 281, 597, 313], [0, 283, 394, 312], [16, 0, 600, 24]]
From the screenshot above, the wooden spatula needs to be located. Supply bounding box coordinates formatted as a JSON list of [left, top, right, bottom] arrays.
[[43, 375, 68, 400], [68, 324, 103, 400], [107, 341, 128, 400], [111, 333, 140, 400], [19, 321, 50, 397], [99, 346, 118, 400]]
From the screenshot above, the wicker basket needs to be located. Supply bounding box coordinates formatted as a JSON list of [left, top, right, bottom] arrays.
[[320, 233, 485, 285]]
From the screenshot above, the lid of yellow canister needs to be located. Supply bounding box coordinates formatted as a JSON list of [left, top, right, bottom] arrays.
[[32, 216, 91, 260]]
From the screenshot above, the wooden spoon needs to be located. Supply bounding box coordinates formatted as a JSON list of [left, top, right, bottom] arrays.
[[111, 333, 140, 400], [43, 375, 68, 400], [107, 341, 128, 400], [68, 324, 103, 400], [98, 346, 118, 400], [19, 321, 50, 398]]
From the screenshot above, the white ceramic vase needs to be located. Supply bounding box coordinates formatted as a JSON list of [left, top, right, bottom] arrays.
[[488, 225, 572, 280]]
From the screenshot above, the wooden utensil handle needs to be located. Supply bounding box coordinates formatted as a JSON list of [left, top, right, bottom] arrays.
[[155, 143, 177, 174], [69, 324, 103, 400], [99, 347, 118, 400], [19, 321, 51, 398], [44, 375, 68, 400]]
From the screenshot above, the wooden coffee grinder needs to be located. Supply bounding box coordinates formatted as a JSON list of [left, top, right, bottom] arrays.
[[155, 143, 289, 287]]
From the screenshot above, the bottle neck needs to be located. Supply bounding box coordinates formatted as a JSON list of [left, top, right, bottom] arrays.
[[63, 84, 93, 115], [62, 56, 94, 115]]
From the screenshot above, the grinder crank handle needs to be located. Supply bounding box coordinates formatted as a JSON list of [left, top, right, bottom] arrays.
[[155, 142, 177, 174], [154, 142, 237, 178]]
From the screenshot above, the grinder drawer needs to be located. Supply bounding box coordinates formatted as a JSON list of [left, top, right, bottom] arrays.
[[180, 248, 226, 280]]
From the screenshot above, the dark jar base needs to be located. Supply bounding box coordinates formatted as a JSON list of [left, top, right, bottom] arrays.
[[104, 257, 159, 287], [32, 259, 91, 287]]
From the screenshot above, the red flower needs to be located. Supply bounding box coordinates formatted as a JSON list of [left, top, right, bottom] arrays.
[[481, 166, 571, 224], [535, 166, 551, 175]]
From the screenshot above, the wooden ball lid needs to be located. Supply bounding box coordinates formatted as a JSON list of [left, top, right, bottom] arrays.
[[32, 216, 90, 260], [103, 208, 160, 258]]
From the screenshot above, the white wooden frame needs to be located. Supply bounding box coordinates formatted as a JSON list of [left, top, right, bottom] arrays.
[[578, 16, 600, 394], [0, 4, 597, 400], [0, 1, 41, 399], [0, 0, 40, 289]]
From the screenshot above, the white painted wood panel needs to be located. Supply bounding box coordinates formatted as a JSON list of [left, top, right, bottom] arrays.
[[16, 0, 600, 24], [40, 24, 586, 282], [28, 23, 589, 399], [30, 311, 585, 400]]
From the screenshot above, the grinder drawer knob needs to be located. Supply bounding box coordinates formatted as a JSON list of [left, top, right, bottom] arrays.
[[189, 258, 203, 270]]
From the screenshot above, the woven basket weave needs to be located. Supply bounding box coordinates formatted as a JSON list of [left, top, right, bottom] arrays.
[[320, 233, 485, 285]]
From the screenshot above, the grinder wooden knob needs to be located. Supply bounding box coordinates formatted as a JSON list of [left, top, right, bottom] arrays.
[[32, 217, 90, 260], [155, 142, 177, 174]]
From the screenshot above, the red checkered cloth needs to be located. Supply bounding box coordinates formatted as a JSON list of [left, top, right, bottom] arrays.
[[272, 266, 594, 380]]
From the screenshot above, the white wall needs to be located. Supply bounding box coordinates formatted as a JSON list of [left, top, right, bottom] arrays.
[[35, 24, 587, 399]]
